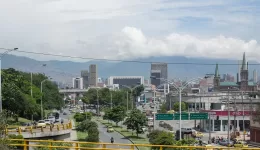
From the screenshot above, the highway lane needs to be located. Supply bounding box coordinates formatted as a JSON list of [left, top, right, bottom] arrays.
[[96, 120, 137, 149]]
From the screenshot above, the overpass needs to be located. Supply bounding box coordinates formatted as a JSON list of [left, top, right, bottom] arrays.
[[59, 89, 88, 94], [6, 122, 72, 140]]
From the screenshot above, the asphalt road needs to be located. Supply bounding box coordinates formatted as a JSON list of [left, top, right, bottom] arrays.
[[96, 120, 137, 149]]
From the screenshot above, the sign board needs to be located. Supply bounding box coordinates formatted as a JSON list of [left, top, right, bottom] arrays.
[[190, 113, 208, 120], [174, 113, 189, 120], [155, 114, 174, 120]]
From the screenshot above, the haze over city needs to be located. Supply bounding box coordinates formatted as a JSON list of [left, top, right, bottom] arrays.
[[1, 0, 260, 62]]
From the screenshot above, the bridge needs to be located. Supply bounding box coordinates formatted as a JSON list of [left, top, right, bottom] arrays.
[[5, 122, 72, 140], [59, 89, 88, 93], [8, 139, 254, 150]]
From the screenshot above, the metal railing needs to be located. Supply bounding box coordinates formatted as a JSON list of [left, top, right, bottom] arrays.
[[6, 139, 260, 150], [5, 122, 72, 135]]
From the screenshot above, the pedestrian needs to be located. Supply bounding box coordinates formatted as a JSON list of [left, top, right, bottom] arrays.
[[110, 137, 114, 144]]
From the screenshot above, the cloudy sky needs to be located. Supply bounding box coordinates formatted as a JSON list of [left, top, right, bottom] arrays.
[[1, 0, 260, 62]]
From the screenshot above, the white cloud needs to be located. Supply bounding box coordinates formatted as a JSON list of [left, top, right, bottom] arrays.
[[0, 0, 259, 62], [98, 26, 260, 61]]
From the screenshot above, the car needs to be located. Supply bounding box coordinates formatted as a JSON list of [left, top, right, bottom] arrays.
[[48, 116, 55, 123], [44, 119, 51, 125], [181, 128, 193, 134], [219, 139, 234, 147], [63, 112, 67, 115], [159, 121, 165, 127], [107, 126, 114, 132], [37, 120, 47, 128]]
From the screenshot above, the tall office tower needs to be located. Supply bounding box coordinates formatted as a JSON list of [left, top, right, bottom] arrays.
[[238, 60, 242, 82], [89, 64, 98, 87], [150, 63, 168, 87], [253, 69, 258, 83], [81, 70, 89, 89], [150, 70, 161, 87], [72, 77, 84, 89]]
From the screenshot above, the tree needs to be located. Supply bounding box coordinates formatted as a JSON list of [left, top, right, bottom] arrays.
[[123, 109, 147, 136], [132, 85, 144, 98], [173, 102, 187, 111], [104, 106, 126, 126], [148, 130, 175, 148], [76, 120, 98, 132], [76, 120, 99, 142], [1, 68, 63, 120]]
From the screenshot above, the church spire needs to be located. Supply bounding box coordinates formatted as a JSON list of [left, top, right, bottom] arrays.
[[241, 52, 247, 70], [215, 63, 220, 77]]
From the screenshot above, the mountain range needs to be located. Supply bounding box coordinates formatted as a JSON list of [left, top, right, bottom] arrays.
[[1, 54, 259, 85]]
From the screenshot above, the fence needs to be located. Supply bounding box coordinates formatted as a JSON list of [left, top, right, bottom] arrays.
[[5, 122, 72, 135], [7, 139, 260, 150]]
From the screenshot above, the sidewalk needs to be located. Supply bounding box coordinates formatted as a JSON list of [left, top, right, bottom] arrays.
[[69, 120, 77, 141]]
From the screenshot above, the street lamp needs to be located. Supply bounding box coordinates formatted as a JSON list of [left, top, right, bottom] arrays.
[[229, 87, 246, 141], [0, 48, 18, 113], [121, 83, 141, 111], [91, 88, 101, 115], [31, 64, 47, 98], [41, 77, 52, 120], [151, 76, 208, 140]]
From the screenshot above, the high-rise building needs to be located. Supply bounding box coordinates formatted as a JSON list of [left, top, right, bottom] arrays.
[[81, 70, 89, 89], [108, 76, 144, 87], [89, 64, 98, 87], [72, 77, 84, 89], [150, 63, 168, 87], [253, 69, 258, 83], [150, 70, 161, 87]]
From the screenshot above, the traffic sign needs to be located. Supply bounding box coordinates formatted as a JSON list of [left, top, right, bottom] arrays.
[[190, 113, 208, 120], [155, 114, 174, 120], [174, 113, 189, 120]]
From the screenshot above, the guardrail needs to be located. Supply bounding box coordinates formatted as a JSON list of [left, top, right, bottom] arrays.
[[5, 122, 72, 135], [7, 139, 260, 150]]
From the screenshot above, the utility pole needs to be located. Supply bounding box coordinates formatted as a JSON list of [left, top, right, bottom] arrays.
[[227, 87, 230, 144], [208, 112, 211, 144], [241, 92, 245, 141], [110, 92, 113, 109], [97, 90, 99, 115], [126, 91, 129, 112]]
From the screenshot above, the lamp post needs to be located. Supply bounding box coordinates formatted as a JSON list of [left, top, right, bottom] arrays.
[[121, 84, 141, 110], [91, 88, 101, 115], [229, 86, 245, 141], [110, 91, 113, 109], [40, 78, 52, 120], [150, 76, 207, 140], [0, 48, 18, 113], [31, 64, 47, 98]]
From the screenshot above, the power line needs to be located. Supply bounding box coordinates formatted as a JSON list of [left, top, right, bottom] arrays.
[[11, 49, 260, 66]]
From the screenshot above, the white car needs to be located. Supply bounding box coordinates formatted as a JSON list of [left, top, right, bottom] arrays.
[[44, 119, 51, 125], [48, 116, 55, 123], [37, 120, 46, 128]]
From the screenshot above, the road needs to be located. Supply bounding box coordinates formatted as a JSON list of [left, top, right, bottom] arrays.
[[96, 120, 137, 149], [64, 106, 137, 149], [138, 102, 195, 131]]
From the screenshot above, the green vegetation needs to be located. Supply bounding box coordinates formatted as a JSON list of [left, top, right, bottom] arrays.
[[103, 106, 126, 126], [123, 109, 147, 137], [2, 68, 63, 121], [173, 102, 187, 111], [76, 120, 99, 142], [81, 85, 144, 109], [74, 112, 92, 122], [33, 141, 72, 150], [148, 130, 197, 149]]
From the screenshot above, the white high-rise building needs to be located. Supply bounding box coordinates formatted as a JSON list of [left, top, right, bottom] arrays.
[[253, 70, 258, 83], [72, 77, 84, 89]]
